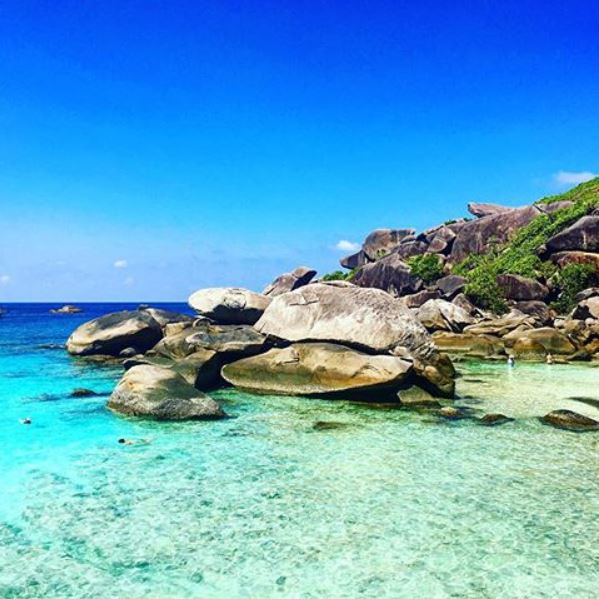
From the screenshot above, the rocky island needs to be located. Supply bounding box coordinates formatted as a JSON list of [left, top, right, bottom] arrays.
[[66, 178, 599, 430]]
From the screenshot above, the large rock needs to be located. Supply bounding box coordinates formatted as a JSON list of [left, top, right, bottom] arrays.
[[108, 365, 227, 420], [263, 266, 316, 297], [340, 249, 369, 270], [222, 343, 413, 398], [571, 297, 599, 321], [401, 289, 441, 309], [435, 275, 466, 299], [450, 206, 541, 264], [502, 327, 577, 355], [362, 229, 415, 261], [463, 310, 535, 337], [550, 251, 599, 271], [512, 301, 555, 326], [431, 331, 504, 357], [426, 226, 457, 255], [255, 283, 434, 358], [467, 202, 513, 218], [352, 252, 423, 297], [67, 310, 163, 356], [496, 274, 549, 301], [540, 409, 599, 432], [416, 299, 474, 333], [140, 308, 194, 328], [152, 321, 269, 360], [545, 216, 599, 253], [188, 287, 271, 325], [125, 349, 223, 390]]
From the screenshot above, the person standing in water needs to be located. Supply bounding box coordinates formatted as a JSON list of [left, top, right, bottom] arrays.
[[507, 355, 515, 367]]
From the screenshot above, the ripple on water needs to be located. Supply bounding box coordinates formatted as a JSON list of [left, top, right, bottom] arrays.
[[0, 308, 598, 598]]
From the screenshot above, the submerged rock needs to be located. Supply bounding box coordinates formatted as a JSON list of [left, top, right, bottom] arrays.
[[188, 287, 271, 325], [108, 365, 227, 420], [222, 342, 413, 398], [312, 421, 352, 431], [479, 413, 514, 426], [540, 409, 599, 432], [67, 310, 163, 356], [397, 386, 441, 408], [70, 388, 98, 397]]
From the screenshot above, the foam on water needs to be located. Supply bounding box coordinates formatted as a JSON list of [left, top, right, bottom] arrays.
[[1, 304, 598, 598]]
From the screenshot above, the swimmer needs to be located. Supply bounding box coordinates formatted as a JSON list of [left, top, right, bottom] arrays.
[[20, 417, 32, 425], [118, 437, 149, 446], [507, 355, 515, 367]]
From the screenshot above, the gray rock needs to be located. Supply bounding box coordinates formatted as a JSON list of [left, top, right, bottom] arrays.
[[362, 228, 415, 261], [340, 249, 369, 270], [512, 301, 554, 325], [222, 342, 413, 398], [467, 202, 513, 218], [416, 299, 474, 333], [108, 365, 227, 420], [397, 386, 441, 408], [140, 308, 194, 328], [263, 266, 317, 297], [188, 287, 271, 325], [545, 216, 599, 253], [152, 321, 269, 361], [436, 275, 467, 299], [479, 413, 514, 426], [67, 310, 163, 356], [352, 252, 423, 297], [496, 274, 549, 301], [255, 283, 434, 357], [426, 226, 457, 255], [540, 409, 599, 432], [401, 289, 441, 309], [571, 297, 599, 321], [451, 206, 541, 264]]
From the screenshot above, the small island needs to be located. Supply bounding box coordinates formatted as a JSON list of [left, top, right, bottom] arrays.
[[66, 178, 599, 432]]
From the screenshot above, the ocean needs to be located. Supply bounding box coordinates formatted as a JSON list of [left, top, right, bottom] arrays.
[[0, 303, 598, 598]]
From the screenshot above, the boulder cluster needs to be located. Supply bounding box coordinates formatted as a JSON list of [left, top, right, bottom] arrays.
[[67, 278, 455, 420], [338, 188, 599, 363], [65, 180, 599, 429]]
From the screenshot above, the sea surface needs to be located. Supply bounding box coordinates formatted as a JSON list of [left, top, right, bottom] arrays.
[[0, 303, 598, 598]]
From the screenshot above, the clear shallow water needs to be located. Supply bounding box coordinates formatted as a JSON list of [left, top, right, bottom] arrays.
[[0, 304, 598, 598]]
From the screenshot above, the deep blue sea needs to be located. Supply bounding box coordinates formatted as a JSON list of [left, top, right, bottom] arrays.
[[1, 303, 598, 598]]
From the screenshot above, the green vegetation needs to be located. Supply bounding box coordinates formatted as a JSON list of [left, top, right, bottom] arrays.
[[552, 264, 597, 314], [453, 178, 599, 314], [321, 268, 359, 282], [407, 254, 444, 283]]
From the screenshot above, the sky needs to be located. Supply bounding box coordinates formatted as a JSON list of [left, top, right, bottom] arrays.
[[1, 0, 598, 301]]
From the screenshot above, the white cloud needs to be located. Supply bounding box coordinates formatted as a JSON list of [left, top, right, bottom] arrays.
[[553, 170, 597, 186], [124, 276, 135, 287], [0, 274, 10, 285], [335, 240, 361, 252], [113, 259, 128, 268]]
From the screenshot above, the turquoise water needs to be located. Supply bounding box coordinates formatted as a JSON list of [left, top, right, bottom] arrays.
[[1, 304, 598, 598]]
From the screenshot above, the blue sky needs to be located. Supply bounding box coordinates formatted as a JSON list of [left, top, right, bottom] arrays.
[[1, 1, 598, 301]]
